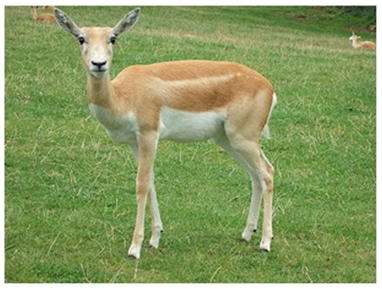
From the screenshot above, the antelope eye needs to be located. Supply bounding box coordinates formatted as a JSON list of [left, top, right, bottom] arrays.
[[110, 36, 117, 45], [78, 36, 86, 45]]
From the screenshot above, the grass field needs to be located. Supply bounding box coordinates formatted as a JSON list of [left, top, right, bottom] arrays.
[[4, 6, 376, 283]]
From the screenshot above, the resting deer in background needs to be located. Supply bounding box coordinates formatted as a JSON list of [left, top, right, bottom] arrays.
[[349, 31, 376, 49], [55, 7, 277, 259], [31, 6, 55, 22]]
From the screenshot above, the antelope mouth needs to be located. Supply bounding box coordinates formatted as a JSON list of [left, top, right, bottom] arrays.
[[93, 67, 108, 73], [90, 68, 108, 78]]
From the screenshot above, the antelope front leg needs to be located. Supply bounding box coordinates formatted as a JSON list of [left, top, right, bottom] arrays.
[[129, 144, 163, 251], [128, 132, 158, 259], [128, 183, 148, 259]]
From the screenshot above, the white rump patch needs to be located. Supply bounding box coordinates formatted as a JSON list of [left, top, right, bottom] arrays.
[[261, 93, 277, 140]]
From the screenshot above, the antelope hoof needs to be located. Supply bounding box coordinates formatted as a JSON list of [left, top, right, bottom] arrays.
[[147, 244, 159, 249], [241, 231, 252, 242], [128, 245, 141, 259], [242, 236, 250, 242], [259, 240, 271, 253], [128, 254, 138, 260]]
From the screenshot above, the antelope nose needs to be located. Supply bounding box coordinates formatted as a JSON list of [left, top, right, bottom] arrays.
[[91, 60, 107, 70]]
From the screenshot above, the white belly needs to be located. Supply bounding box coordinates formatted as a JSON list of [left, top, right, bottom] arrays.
[[159, 107, 226, 142], [89, 104, 226, 144]]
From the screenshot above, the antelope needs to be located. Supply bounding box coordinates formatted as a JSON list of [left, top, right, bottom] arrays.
[[349, 31, 376, 49], [55, 7, 277, 259], [31, 6, 55, 22]]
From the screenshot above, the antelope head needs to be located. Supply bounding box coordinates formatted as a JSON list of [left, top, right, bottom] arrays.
[[55, 8, 140, 78]]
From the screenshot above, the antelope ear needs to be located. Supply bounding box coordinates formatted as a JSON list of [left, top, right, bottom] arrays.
[[112, 8, 140, 37], [55, 8, 82, 38]]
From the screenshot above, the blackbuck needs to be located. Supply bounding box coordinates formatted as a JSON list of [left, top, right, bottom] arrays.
[[55, 8, 277, 259], [349, 31, 376, 49]]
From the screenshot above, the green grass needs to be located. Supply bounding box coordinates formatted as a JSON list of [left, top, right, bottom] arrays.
[[5, 6, 376, 283]]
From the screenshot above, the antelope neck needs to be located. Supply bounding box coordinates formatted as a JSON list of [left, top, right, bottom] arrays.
[[87, 72, 114, 108]]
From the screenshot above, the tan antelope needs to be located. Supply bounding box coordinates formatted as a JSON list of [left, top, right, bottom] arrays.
[[42, 6, 56, 10], [31, 6, 55, 22], [55, 7, 277, 259], [349, 31, 376, 49]]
